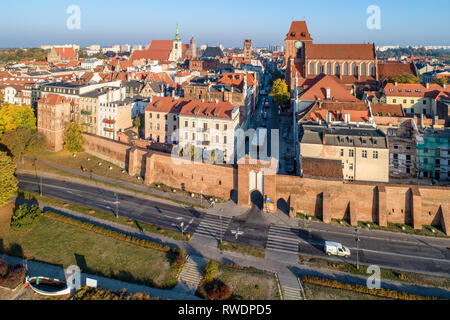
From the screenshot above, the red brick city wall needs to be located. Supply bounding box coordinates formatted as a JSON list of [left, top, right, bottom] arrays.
[[82, 134, 450, 234]]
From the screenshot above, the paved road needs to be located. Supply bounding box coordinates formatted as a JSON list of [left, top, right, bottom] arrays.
[[17, 173, 450, 276]]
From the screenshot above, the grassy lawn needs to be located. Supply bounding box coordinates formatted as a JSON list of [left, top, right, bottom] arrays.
[[299, 256, 450, 290], [303, 282, 387, 300], [21, 150, 223, 206], [0, 203, 179, 289], [218, 264, 279, 300], [218, 241, 266, 259], [18, 190, 188, 241]]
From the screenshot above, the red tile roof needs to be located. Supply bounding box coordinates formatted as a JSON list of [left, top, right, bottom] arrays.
[[285, 21, 313, 41], [299, 74, 362, 102], [54, 47, 77, 60], [218, 72, 256, 88], [38, 93, 68, 105], [305, 43, 375, 60], [145, 97, 190, 113], [377, 62, 416, 79], [384, 83, 449, 99], [178, 100, 235, 120], [371, 103, 404, 117]]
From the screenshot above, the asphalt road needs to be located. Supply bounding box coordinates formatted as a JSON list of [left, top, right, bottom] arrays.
[[17, 173, 450, 276]]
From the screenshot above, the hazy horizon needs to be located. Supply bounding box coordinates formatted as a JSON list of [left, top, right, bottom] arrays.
[[1, 0, 449, 48]]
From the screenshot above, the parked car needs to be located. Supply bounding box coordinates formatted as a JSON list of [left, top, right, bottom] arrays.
[[324, 241, 351, 258]]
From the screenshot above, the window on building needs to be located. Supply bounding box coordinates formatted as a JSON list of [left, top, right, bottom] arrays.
[[340, 149, 344, 157], [185, 121, 188, 127], [373, 151, 379, 159], [192, 133, 195, 140], [411, 100, 415, 104], [157, 114, 160, 119], [224, 136, 227, 144], [185, 132, 188, 140], [156, 124, 160, 130], [216, 124, 219, 130], [224, 124, 228, 131], [362, 150, 367, 158], [349, 150, 354, 157], [216, 135, 219, 143], [349, 163, 354, 170], [149, 123, 153, 129], [393, 99, 397, 103], [192, 122, 195, 128]]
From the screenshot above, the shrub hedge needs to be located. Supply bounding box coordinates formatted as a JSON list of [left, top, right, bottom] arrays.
[[302, 275, 437, 300]]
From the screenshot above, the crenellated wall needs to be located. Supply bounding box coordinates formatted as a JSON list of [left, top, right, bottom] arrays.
[[82, 133, 450, 235]]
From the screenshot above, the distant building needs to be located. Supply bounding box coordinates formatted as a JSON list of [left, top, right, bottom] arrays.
[[244, 39, 252, 62], [47, 47, 78, 64]]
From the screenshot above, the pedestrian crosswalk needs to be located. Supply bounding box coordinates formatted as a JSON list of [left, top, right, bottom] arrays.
[[266, 225, 300, 254], [283, 285, 303, 300], [193, 215, 232, 242], [178, 255, 206, 291]]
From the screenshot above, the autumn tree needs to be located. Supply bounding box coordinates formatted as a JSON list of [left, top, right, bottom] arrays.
[[0, 151, 18, 208], [388, 73, 422, 84], [270, 78, 291, 108], [64, 122, 84, 152], [0, 127, 33, 160], [0, 104, 36, 138], [431, 78, 448, 85]]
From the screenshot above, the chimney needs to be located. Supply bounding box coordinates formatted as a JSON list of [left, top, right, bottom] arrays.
[[426, 83, 429, 89], [326, 88, 331, 100], [434, 116, 439, 125], [326, 112, 332, 123], [394, 82, 398, 86], [344, 113, 350, 123], [443, 83, 447, 89], [171, 89, 175, 97]]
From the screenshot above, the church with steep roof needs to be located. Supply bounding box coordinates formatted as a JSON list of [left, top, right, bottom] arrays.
[[285, 21, 378, 93], [130, 25, 196, 64]]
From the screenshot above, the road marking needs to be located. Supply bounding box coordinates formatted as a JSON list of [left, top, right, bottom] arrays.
[[266, 225, 300, 254], [350, 247, 450, 263]]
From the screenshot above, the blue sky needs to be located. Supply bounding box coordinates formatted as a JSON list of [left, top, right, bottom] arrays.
[[0, 0, 449, 48]]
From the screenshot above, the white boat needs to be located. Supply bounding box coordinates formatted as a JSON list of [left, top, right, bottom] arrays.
[[25, 276, 71, 296]]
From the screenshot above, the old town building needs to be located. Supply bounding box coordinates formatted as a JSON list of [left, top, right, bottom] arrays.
[[37, 94, 71, 152]]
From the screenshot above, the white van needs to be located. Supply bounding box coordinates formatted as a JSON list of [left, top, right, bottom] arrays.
[[324, 241, 351, 258]]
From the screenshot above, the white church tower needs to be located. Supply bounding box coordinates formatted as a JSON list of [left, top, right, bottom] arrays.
[[171, 24, 183, 61]]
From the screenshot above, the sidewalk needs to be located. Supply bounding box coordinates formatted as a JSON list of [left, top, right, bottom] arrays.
[[19, 202, 450, 299]]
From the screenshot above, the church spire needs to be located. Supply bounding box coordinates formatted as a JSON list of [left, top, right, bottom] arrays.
[[174, 24, 181, 42]]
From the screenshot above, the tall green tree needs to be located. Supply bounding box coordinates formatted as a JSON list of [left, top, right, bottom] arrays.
[[270, 79, 291, 108], [0, 151, 17, 207], [0, 104, 36, 138], [64, 122, 84, 153]]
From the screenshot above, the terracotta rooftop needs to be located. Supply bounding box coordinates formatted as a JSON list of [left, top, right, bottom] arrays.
[[378, 62, 416, 79], [371, 103, 404, 117], [38, 93, 68, 105], [299, 74, 362, 102], [285, 21, 313, 41], [305, 43, 375, 60]]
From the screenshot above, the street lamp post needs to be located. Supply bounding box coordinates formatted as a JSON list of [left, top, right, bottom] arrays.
[[355, 227, 360, 270], [114, 193, 119, 219], [219, 208, 224, 244], [39, 176, 43, 197]]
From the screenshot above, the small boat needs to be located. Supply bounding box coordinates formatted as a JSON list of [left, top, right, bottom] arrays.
[[25, 276, 71, 296]]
